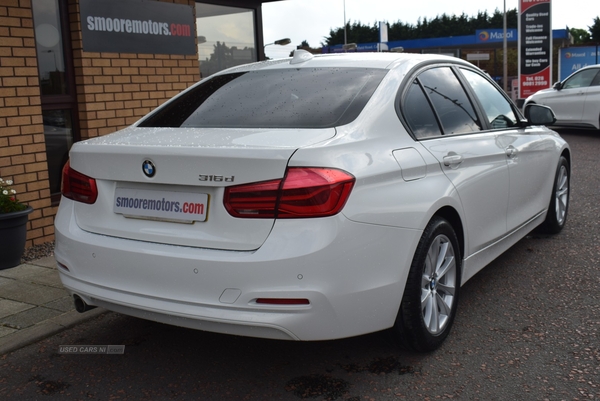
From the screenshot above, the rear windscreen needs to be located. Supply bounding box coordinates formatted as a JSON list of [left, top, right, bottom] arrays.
[[138, 68, 388, 129]]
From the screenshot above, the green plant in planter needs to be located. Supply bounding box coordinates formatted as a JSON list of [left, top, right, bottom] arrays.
[[0, 177, 32, 269], [0, 177, 27, 214]]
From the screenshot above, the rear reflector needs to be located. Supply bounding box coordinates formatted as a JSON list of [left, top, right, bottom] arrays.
[[256, 298, 310, 305], [224, 167, 355, 219], [57, 262, 70, 272], [61, 161, 98, 204]]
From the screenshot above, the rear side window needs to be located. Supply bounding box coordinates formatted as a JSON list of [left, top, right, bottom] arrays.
[[404, 80, 442, 139], [139, 68, 388, 129]]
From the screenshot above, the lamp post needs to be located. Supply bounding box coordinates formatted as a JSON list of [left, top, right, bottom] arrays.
[[343, 0, 347, 46], [264, 38, 291, 47], [263, 38, 291, 59], [503, 0, 508, 92]]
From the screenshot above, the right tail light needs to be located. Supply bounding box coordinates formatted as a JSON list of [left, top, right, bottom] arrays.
[[224, 167, 355, 219]]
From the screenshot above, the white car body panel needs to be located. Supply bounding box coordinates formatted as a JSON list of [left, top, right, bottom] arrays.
[[423, 131, 509, 254], [54, 52, 570, 342], [55, 200, 421, 340], [582, 85, 600, 128], [535, 87, 586, 124], [505, 127, 560, 231], [70, 127, 335, 250]]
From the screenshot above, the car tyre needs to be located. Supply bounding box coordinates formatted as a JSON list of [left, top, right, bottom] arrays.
[[536, 155, 569, 234], [393, 217, 461, 352]]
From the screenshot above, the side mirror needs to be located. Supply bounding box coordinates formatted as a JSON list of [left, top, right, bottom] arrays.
[[524, 103, 556, 126], [553, 81, 563, 90]]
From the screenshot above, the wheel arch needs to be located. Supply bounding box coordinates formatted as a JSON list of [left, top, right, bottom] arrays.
[[561, 147, 571, 168], [432, 206, 465, 263]]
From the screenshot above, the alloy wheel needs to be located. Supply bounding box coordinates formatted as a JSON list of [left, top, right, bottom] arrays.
[[421, 234, 457, 335]]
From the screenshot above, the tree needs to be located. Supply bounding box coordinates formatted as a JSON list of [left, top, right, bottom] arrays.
[[589, 17, 600, 42], [200, 42, 255, 77], [293, 40, 321, 56], [323, 9, 518, 46], [570, 28, 591, 45], [325, 21, 379, 46]]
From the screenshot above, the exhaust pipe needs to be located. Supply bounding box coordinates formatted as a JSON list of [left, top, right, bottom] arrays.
[[73, 295, 96, 313]]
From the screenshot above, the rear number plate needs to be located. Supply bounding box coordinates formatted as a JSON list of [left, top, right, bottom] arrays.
[[114, 188, 208, 222]]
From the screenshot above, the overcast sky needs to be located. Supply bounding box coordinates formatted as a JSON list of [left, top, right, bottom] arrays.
[[262, 0, 597, 59]]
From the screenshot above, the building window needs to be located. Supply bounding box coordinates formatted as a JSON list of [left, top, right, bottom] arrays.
[[42, 110, 73, 196], [33, 0, 68, 95], [195, 3, 257, 77], [32, 0, 78, 202]]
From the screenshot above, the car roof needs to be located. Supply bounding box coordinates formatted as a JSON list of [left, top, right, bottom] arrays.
[[214, 50, 473, 76], [559, 63, 600, 82], [578, 63, 600, 70]]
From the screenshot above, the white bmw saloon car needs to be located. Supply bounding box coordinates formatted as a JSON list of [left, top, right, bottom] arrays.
[[524, 64, 600, 129], [55, 51, 570, 352]]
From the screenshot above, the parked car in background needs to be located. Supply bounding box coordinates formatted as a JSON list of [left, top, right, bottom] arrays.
[[524, 64, 600, 129], [55, 51, 570, 352]]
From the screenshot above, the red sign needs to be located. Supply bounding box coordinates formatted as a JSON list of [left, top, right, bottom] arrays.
[[518, 0, 552, 99]]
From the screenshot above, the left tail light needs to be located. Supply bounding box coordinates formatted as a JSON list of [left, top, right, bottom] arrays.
[[61, 161, 98, 204], [224, 167, 355, 219]]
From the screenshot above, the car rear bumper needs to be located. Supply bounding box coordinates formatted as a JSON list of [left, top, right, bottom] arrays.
[[55, 199, 421, 341]]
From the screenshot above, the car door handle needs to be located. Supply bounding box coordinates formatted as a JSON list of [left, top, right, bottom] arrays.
[[506, 146, 517, 158], [443, 154, 463, 167]]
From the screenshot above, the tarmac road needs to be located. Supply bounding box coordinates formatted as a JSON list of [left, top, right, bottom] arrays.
[[1, 129, 598, 400]]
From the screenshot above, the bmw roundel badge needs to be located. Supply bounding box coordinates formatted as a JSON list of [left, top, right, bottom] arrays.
[[142, 160, 156, 178]]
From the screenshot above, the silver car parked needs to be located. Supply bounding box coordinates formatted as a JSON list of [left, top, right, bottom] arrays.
[[524, 64, 600, 129]]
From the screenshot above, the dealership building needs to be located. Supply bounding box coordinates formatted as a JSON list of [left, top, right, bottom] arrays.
[[1, 0, 280, 247]]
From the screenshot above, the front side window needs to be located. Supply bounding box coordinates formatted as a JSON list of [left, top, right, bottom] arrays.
[[461, 69, 518, 129], [417, 67, 482, 135], [563, 68, 600, 89], [140, 68, 387, 129]]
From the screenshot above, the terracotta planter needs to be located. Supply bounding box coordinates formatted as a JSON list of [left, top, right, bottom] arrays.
[[0, 206, 33, 270]]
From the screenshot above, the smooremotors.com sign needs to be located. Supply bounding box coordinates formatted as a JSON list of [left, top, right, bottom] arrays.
[[80, 0, 196, 55]]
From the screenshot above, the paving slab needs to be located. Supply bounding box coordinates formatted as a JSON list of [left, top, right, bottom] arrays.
[[27, 269, 64, 288], [0, 264, 49, 279], [2, 306, 64, 330], [0, 279, 69, 305], [0, 299, 35, 320], [0, 257, 108, 355], [44, 296, 74, 313]]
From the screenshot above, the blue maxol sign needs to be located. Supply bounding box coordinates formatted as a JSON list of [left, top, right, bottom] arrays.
[[559, 46, 600, 80], [476, 29, 518, 44]]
